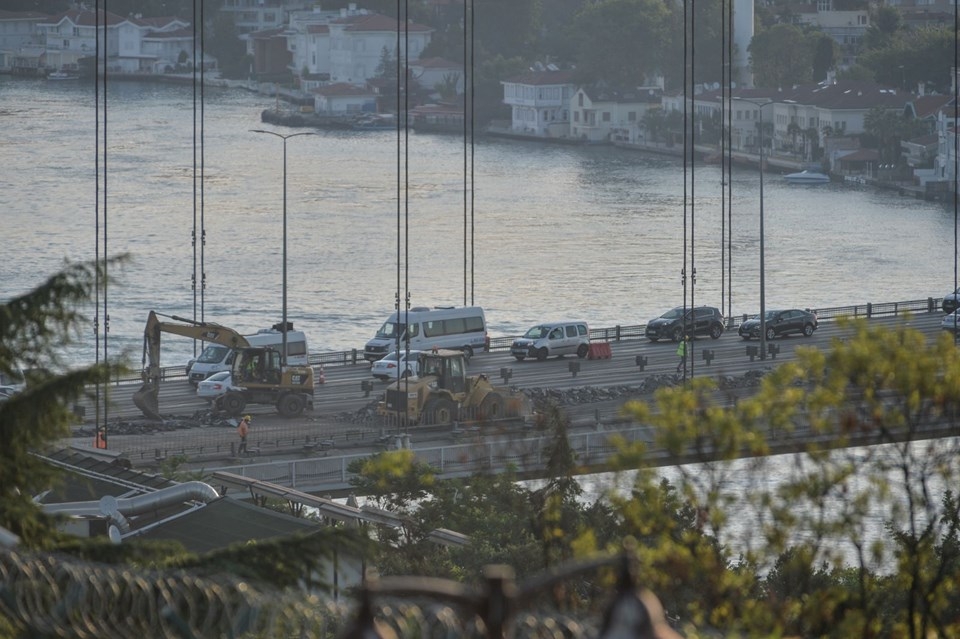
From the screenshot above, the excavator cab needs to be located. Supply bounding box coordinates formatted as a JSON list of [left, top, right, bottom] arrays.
[[234, 348, 282, 385]]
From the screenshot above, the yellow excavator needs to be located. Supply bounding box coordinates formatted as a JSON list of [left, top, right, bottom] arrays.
[[132, 311, 315, 421]]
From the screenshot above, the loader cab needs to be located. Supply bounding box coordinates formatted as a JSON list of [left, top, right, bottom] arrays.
[[419, 350, 466, 394]]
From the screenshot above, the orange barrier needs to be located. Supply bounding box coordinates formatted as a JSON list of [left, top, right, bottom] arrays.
[[94, 428, 107, 449], [587, 342, 612, 360]]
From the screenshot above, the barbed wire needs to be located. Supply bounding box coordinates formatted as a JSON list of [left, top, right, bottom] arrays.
[[0, 546, 654, 639]]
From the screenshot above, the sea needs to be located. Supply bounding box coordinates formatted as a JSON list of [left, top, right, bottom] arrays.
[[2, 76, 957, 370]]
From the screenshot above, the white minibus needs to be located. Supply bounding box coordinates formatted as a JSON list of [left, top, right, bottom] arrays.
[[187, 325, 309, 384], [364, 306, 487, 362]]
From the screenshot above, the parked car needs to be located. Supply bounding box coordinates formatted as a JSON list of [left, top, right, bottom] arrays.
[[943, 287, 960, 314], [739, 309, 819, 340], [941, 310, 960, 333], [196, 371, 233, 401], [645, 306, 725, 342], [511, 321, 590, 361], [371, 350, 421, 381]]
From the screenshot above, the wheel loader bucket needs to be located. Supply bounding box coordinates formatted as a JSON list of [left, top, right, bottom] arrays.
[[504, 392, 531, 418], [132, 381, 163, 421]]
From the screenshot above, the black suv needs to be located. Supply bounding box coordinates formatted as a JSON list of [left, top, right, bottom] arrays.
[[645, 306, 725, 342]]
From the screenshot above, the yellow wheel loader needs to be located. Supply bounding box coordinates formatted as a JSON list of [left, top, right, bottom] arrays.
[[132, 311, 314, 421], [377, 349, 529, 426]]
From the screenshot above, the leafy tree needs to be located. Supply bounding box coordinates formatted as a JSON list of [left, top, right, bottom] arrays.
[[0, 257, 369, 621], [570, 0, 671, 90], [0, 257, 128, 549], [601, 319, 960, 635], [857, 26, 956, 94], [205, 10, 250, 80], [863, 106, 928, 165], [749, 23, 817, 88], [811, 32, 838, 83], [863, 5, 904, 52]]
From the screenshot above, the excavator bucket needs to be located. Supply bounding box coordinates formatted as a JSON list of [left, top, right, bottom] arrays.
[[132, 381, 163, 421]]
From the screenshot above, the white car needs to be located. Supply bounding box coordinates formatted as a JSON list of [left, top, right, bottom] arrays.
[[371, 350, 421, 381], [942, 311, 960, 334], [196, 371, 233, 401]]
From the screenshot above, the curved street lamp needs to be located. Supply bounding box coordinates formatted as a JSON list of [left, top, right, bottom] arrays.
[[250, 129, 316, 366]]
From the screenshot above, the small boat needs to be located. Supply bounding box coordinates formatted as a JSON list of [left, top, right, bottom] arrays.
[[352, 114, 397, 131], [47, 71, 79, 81], [784, 170, 830, 184]]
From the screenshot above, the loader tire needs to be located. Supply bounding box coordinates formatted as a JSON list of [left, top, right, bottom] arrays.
[[479, 392, 504, 421], [422, 397, 457, 425]]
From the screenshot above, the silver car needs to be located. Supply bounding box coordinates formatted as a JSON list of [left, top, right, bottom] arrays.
[[371, 350, 421, 381], [196, 371, 233, 402], [941, 311, 960, 334]]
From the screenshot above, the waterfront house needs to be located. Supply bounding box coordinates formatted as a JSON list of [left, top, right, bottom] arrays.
[[312, 82, 377, 115], [35, 9, 198, 76], [499, 68, 577, 139], [570, 85, 662, 143], [0, 9, 48, 74]]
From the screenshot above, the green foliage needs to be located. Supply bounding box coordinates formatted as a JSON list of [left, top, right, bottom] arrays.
[[0, 256, 129, 549], [749, 23, 819, 88], [571, 0, 671, 90], [610, 319, 960, 635], [858, 26, 956, 94], [863, 106, 929, 165]]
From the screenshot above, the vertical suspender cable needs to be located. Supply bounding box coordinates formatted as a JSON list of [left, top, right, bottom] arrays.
[[404, 0, 411, 331], [470, 0, 475, 306], [395, 3, 402, 366], [690, 0, 696, 379], [681, 0, 689, 380], [101, 1, 110, 432], [726, 0, 734, 324], [94, 2, 102, 437], [953, 1, 958, 325], [200, 0, 206, 324], [462, 0, 468, 305], [192, 0, 198, 341], [720, 0, 727, 320]]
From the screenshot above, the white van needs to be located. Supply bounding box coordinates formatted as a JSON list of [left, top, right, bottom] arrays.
[[187, 325, 309, 384], [364, 306, 487, 362], [510, 321, 590, 361]]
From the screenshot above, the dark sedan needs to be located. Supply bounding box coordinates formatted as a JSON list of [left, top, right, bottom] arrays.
[[738, 309, 818, 340]]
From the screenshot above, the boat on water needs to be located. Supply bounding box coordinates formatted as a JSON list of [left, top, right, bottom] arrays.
[[352, 114, 398, 131], [47, 71, 79, 81], [784, 169, 830, 184]]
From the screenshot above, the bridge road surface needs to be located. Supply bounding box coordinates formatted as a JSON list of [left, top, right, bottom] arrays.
[[71, 312, 942, 427]]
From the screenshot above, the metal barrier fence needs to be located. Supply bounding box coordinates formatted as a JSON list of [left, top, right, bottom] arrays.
[[132, 297, 943, 385]]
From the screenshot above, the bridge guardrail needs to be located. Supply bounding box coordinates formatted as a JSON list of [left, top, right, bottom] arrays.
[[127, 297, 943, 385]]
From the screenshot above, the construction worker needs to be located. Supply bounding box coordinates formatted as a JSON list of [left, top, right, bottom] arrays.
[[237, 415, 251, 455], [676, 336, 688, 374]]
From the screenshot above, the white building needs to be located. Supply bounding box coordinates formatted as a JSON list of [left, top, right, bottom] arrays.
[[327, 12, 431, 85], [312, 81, 377, 115], [500, 69, 577, 138], [570, 85, 663, 143], [35, 9, 196, 75]]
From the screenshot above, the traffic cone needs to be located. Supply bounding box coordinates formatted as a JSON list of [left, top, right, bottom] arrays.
[[318, 366, 326, 384]]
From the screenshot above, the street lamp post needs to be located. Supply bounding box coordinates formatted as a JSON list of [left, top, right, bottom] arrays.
[[250, 129, 315, 367], [737, 98, 773, 360]]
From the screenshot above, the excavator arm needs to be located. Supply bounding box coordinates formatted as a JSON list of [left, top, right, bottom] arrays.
[[133, 311, 250, 421]]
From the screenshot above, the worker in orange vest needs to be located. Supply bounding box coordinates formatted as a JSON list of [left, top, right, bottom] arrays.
[[237, 415, 251, 455]]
